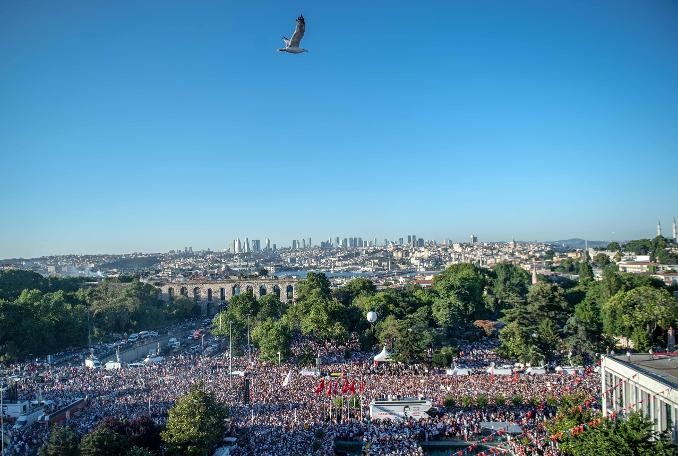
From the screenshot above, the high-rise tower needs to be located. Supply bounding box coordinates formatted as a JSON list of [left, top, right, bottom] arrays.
[[673, 217, 677, 242], [657, 220, 662, 237]]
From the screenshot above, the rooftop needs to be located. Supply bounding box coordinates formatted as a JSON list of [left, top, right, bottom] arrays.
[[611, 353, 678, 388]]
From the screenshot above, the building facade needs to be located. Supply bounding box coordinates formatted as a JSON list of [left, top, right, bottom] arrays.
[[600, 354, 678, 443]]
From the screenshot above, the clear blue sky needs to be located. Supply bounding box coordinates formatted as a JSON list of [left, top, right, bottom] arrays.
[[1, 1, 677, 258]]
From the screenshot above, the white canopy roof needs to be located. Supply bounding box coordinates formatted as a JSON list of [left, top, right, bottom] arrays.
[[555, 366, 582, 375], [525, 367, 546, 375], [485, 366, 513, 375], [374, 346, 394, 362], [446, 367, 471, 376]]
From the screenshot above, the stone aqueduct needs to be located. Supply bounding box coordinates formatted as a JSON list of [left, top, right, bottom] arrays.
[[156, 279, 299, 315]]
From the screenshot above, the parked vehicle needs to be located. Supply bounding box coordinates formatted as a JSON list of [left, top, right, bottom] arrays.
[[84, 356, 102, 369], [13, 407, 44, 430]]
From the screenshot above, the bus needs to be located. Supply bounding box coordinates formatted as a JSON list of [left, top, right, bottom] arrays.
[[369, 397, 432, 420]]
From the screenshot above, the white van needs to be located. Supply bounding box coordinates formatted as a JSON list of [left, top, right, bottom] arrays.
[[85, 356, 102, 369]]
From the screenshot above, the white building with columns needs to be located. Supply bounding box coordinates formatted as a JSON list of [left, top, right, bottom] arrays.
[[600, 353, 678, 443]]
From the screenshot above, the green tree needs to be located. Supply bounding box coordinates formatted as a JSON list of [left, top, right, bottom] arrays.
[[579, 262, 594, 284], [126, 448, 155, 456], [296, 272, 331, 301], [38, 425, 80, 456], [432, 264, 487, 321], [252, 318, 292, 362], [168, 296, 201, 321], [257, 294, 284, 321], [0, 269, 48, 300], [602, 286, 678, 350], [556, 411, 675, 456], [607, 242, 621, 252], [593, 253, 611, 268], [488, 263, 530, 311], [161, 385, 228, 456], [332, 278, 377, 305], [79, 427, 130, 456], [300, 298, 349, 342]]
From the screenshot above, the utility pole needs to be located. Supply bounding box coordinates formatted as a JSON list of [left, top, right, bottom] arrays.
[[1, 378, 4, 456], [247, 314, 251, 364]]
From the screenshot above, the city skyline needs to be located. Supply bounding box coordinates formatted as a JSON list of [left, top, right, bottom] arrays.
[[2, 217, 676, 259], [2, 1, 677, 259]]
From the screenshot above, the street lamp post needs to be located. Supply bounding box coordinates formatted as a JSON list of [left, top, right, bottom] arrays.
[[247, 313, 251, 364], [1, 378, 4, 456]]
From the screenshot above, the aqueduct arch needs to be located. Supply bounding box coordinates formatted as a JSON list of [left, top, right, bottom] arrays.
[[155, 278, 298, 315]]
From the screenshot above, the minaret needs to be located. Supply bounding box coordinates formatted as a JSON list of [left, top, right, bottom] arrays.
[[673, 217, 677, 242], [531, 261, 538, 285], [657, 220, 662, 237]]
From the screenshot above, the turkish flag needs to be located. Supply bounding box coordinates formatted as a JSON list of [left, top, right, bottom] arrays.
[[315, 378, 325, 395], [349, 381, 356, 395], [341, 381, 349, 395], [326, 380, 333, 397]]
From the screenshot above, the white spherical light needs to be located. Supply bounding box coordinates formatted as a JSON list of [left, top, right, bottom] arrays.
[[366, 311, 378, 323]]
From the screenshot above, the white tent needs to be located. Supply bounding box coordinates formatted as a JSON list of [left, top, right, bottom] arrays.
[[525, 367, 546, 375], [485, 366, 513, 376], [555, 366, 582, 375], [374, 346, 394, 362], [446, 367, 471, 376]]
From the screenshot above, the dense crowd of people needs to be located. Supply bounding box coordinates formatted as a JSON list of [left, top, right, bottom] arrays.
[[2, 335, 600, 456]]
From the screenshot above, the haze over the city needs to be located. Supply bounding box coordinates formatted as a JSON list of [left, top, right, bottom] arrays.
[[1, 0, 677, 258]]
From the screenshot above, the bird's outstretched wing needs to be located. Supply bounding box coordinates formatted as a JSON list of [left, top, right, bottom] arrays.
[[289, 15, 305, 47]]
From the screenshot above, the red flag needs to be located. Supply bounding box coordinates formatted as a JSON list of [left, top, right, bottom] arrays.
[[513, 371, 518, 384], [341, 381, 349, 395], [326, 380, 333, 397], [315, 378, 325, 395], [349, 380, 356, 395]]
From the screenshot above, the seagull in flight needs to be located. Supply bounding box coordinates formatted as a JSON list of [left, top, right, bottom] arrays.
[[278, 15, 308, 54]]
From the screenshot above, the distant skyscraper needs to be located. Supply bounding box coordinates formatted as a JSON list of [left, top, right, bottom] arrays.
[[470, 234, 478, 244], [252, 240, 261, 252], [302, 238, 306, 249], [265, 238, 271, 250], [657, 220, 662, 237], [673, 217, 677, 242], [308, 237, 312, 248], [236, 238, 242, 253], [398, 237, 404, 245], [335, 236, 340, 246], [245, 237, 250, 253]]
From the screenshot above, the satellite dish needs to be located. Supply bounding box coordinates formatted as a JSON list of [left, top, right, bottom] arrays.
[[366, 311, 378, 323]]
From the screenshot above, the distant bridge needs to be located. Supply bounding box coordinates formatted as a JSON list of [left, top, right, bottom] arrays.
[[155, 278, 299, 315]]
